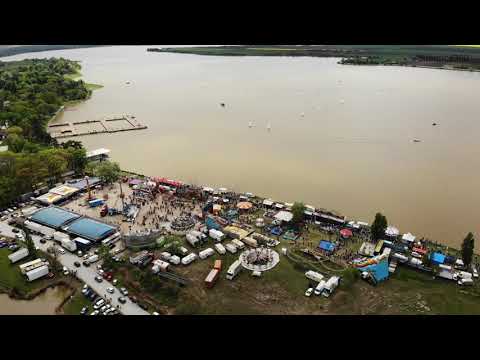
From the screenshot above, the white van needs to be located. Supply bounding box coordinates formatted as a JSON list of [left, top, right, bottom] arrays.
[[225, 243, 237, 254], [458, 278, 474, 286], [314, 280, 326, 296], [214, 243, 226, 255]]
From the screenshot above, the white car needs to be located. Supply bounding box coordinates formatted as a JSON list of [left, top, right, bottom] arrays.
[[411, 252, 422, 259], [58, 248, 66, 255], [305, 288, 314, 297], [106, 287, 115, 294]]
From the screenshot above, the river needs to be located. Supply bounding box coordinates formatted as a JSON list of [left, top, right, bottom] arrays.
[[0, 287, 68, 315], [4, 46, 480, 247]]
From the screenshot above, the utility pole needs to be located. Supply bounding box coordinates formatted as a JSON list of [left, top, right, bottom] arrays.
[[119, 180, 125, 212], [85, 175, 92, 201]]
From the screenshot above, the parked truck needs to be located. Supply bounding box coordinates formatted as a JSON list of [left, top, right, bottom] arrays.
[[209, 229, 225, 242], [26, 264, 49, 282], [169, 255, 181, 265], [152, 259, 170, 273], [19, 259, 49, 274], [242, 236, 258, 248], [53, 231, 69, 244], [322, 276, 340, 298], [225, 243, 237, 254], [199, 248, 215, 260], [214, 243, 226, 255], [214, 260, 222, 271], [74, 237, 92, 252], [305, 270, 324, 283], [89, 199, 104, 208], [314, 280, 326, 296], [231, 239, 245, 250], [87, 254, 100, 264], [61, 238, 77, 252], [8, 248, 29, 264], [205, 269, 220, 288], [181, 253, 198, 266], [226, 260, 243, 280]]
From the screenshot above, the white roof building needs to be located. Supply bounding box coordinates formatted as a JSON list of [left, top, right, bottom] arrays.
[[86, 148, 110, 159], [385, 226, 400, 237], [263, 199, 274, 207]]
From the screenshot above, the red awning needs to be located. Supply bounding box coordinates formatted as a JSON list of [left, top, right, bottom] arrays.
[[413, 247, 427, 255], [153, 177, 183, 188]]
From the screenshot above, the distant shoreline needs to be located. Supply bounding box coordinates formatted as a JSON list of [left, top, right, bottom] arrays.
[[0, 45, 105, 59]]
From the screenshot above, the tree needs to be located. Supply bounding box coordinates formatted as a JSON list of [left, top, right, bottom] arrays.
[[93, 161, 121, 184], [291, 202, 306, 227], [461, 232, 475, 267], [98, 244, 115, 270], [22, 226, 36, 257], [371, 212, 388, 241]]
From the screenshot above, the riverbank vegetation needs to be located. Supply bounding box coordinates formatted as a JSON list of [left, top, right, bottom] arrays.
[[0, 58, 95, 208], [150, 45, 480, 71]]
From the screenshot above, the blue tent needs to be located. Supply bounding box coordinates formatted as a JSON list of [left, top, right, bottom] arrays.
[[205, 216, 221, 231], [65, 217, 116, 242], [430, 252, 446, 265], [30, 206, 81, 229], [360, 258, 389, 282], [319, 240, 336, 252]]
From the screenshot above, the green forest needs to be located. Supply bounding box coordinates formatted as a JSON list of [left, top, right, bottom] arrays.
[[0, 58, 92, 208]]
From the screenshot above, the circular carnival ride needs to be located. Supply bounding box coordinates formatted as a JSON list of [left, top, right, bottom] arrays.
[[240, 247, 280, 272]]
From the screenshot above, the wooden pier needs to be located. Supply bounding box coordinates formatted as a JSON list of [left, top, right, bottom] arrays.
[[48, 114, 147, 139]]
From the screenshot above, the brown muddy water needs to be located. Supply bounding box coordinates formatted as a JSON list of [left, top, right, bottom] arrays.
[[4, 46, 480, 247], [0, 287, 68, 315]]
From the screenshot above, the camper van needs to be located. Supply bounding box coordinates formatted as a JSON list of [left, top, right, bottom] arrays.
[[225, 243, 237, 254], [231, 239, 245, 250], [226, 260, 242, 280], [209, 229, 225, 242], [199, 248, 215, 260], [181, 253, 198, 266], [214, 243, 226, 255], [305, 270, 324, 283]]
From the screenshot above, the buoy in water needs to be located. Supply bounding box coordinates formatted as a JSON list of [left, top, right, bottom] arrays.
[[432, 123, 437, 126], [220, 103, 225, 107]]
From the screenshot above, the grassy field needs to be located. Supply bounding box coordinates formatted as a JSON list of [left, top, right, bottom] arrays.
[[63, 291, 91, 315], [0, 248, 39, 294]]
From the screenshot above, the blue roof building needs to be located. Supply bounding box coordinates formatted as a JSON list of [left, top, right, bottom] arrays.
[[29, 206, 81, 229], [65, 217, 117, 242]]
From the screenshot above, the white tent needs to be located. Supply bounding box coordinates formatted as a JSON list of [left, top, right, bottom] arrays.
[[385, 226, 400, 237], [274, 211, 293, 223], [402, 232, 416, 243]]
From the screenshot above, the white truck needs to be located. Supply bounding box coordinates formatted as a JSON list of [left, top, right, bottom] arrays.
[[225, 243, 237, 254], [19, 259, 48, 274], [61, 238, 77, 252], [186, 233, 201, 247], [151, 259, 170, 273], [453, 271, 473, 281], [209, 229, 225, 242], [409, 257, 422, 267], [392, 253, 409, 263], [26, 265, 49, 282], [322, 276, 340, 298], [179, 247, 189, 256], [8, 248, 29, 264], [437, 264, 454, 280], [458, 277, 474, 286], [199, 248, 215, 260], [181, 253, 198, 266], [87, 254, 100, 264], [53, 231, 69, 243], [226, 260, 243, 280], [214, 243, 226, 255], [160, 252, 172, 261], [231, 239, 245, 250], [169, 255, 181, 265], [305, 270, 324, 283], [314, 280, 326, 296]]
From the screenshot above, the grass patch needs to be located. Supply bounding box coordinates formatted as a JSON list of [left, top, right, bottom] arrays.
[[0, 248, 40, 295], [63, 292, 91, 315]]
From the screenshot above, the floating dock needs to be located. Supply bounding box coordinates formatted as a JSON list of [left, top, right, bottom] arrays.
[[48, 114, 147, 139]]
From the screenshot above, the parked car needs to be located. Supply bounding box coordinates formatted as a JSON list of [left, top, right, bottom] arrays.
[[94, 276, 103, 283], [82, 261, 90, 267], [305, 288, 314, 297], [106, 287, 115, 294], [120, 287, 129, 296], [40, 238, 47, 244], [90, 310, 100, 316], [80, 306, 89, 315], [93, 299, 105, 309], [139, 303, 148, 310], [118, 296, 127, 304], [58, 248, 66, 255], [130, 296, 137, 303], [112, 279, 118, 286], [74, 261, 81, 268], [8, 244, 19, 251], [62, 266, 69, 276], [12, 228, 19, 233]]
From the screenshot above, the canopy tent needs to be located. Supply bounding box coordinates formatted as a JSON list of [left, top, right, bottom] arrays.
[[412, 247, 427, 255], [430, 252, 446, 265], [385, 226, 400, 237], [402, 232, 416, 243], [237, 201, 253, 210], [128, 179, 144, 186], [35, 193, 63, 205], [274, 210, 293, 223], [153, 177, 183, 188], [319, 240, 336, 252], [340, 229, 353, 238], [263, 199, 274, 207]]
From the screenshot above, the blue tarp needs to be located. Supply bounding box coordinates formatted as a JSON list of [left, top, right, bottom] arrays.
[[430, 252, 446, 264], [205, 216, 221, 230], [65, 217, 116, 242], [271, 226, 283, 236], [319, 240, 336, 252], [30, 206, 81, 229]]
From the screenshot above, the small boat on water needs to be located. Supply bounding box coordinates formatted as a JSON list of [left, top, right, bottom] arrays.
[[220, 103, 225, 107], [248, 121, 254, 128], [413, 139, 421, 143], [432, 123, 437, 126], [267, 123, 271, 131], [340, 99, 345, 104], [300, 112, 305, 117]]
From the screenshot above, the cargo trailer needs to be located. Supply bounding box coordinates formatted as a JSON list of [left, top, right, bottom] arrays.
[[8, 248, 29, 264], [226, 260, 242, 280], [225, 243, 237, 254], [26, 265, 49, 282], [214, 243, 226, 255], [205, 269, 220, 288], [199, 248, 215, 260]]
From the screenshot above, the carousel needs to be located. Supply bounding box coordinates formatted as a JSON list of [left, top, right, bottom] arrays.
[[169, 215, 195, 235], [240, 247, 280, 272]]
